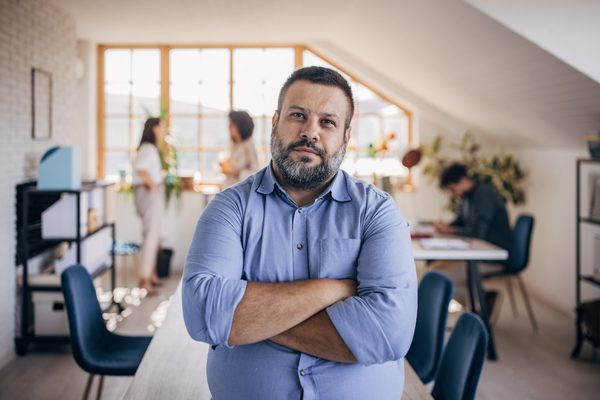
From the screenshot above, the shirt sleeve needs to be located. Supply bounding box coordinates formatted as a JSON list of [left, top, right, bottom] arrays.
[[182, 191, 248, 347], [326, 196, 418, 366]]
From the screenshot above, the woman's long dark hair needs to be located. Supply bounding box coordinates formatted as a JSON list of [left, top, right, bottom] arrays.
[[138, 117, 162, 149]]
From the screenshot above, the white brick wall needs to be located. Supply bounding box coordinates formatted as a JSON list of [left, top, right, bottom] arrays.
[[0, 0, 77, 368]]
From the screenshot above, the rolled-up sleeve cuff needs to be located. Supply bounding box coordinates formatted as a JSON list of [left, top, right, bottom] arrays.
[[217, 279, 248, 348], [326, 298, 394, 366]]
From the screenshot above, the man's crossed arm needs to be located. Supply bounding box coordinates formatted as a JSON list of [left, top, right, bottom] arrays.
[[228, 279, 358, 363]]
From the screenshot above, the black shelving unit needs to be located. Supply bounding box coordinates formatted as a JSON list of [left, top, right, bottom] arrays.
[[15, 181, 116, 355], [572, 159, 600, 357]]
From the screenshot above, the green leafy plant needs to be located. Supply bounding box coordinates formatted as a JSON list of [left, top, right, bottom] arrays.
[[421, 132, 526, 211], [143, 103, 182, 207]]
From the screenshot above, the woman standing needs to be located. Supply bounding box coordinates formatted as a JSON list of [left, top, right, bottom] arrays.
[[220, 110, 259, 188], [133, 117, 165, 294]]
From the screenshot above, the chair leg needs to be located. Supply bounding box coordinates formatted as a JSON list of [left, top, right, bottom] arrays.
[[82, 374, 95, 400], [121, 255, 128, 288], [505, 276, 518, 317], [96, 375, 104, 400], [516, 275, 538, 332], [133, 253, 141, 285]]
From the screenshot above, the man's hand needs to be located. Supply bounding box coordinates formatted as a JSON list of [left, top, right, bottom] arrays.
[[228, 279, 357, 346], [434, 220, 456, 234]]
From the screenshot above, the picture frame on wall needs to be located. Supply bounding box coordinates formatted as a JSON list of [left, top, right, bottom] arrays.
[[31, 68, 52, 140], [590, 175, 600, 221]]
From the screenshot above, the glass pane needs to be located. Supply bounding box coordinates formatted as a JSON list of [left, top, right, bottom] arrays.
[[171, 117, 199, 147], [105, 83, 130, 115], [202, 151, 220, 179], [200, 81, 230, 114], [171, 82, 200, 114], [202, 117, 229, 147], [132, 117, 146, 148], [132, 83, 160, 116], [383, 115, 409, 143], [170, 49, 201, 83], [105, 118, 129, 148], [252, 117, 268, 147], [105, 151, 131, 179], [233, 48, 263, 82], [264, 48, 294, 84], [263, 48, 294, 113], [233, 81, 264, 117], [199, 49, 230, 83], [105, 49, 130, 83], [177, 151, 199, 172], [132, 49, 160, 83], [355, 116, 381, 149]]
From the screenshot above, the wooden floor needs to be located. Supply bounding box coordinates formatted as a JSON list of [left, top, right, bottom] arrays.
[[0, 270, 599, 399], [0, 267, 183, 400]]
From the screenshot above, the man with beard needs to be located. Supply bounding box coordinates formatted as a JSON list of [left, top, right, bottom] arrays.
[[182, 67, 417, 400]]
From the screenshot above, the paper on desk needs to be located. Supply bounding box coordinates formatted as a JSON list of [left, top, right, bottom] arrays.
[[419, 238, 471, 250]]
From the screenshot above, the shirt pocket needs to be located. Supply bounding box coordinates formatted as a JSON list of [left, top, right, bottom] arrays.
[[319, 238, 362, 280]]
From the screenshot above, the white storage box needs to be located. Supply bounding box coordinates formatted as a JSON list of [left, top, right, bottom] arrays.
[[33, 291, 69, 336], [41, 193, 88, 239], [54, 226, 111, 275]]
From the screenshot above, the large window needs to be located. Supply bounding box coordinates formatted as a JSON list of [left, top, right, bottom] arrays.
[[98, 45, 412, 184]]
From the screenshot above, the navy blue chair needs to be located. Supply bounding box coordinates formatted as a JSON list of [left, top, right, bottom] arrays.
[[61, 265, 152, 400], [483, 214, 537, 332], [431, 312, 488, 400], [406, 270, 454, 384]]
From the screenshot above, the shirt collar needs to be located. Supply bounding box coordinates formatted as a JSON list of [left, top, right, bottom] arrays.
[[257, 162, 351, 203]]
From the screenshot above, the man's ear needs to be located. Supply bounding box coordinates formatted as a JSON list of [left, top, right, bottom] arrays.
[[345, 125, 352, 144], [272, 111, 279, 128]]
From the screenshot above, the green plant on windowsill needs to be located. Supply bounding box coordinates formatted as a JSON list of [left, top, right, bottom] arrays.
[[420, 132, 526, 212]]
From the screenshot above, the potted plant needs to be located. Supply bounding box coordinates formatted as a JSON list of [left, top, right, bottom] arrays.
[[421, 132, 526, 211]]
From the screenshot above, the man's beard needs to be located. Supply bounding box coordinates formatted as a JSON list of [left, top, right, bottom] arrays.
[[270, 124, 347, 191]]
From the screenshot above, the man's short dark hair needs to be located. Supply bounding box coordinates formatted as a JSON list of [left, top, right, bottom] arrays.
[[440, 163, 469, 188], [277, 66, 355, 131], [228, 110, 254, 141]]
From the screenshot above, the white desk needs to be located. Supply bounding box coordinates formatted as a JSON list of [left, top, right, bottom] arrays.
[[412, 237, 508, 360], [124, 283, 432, 400]]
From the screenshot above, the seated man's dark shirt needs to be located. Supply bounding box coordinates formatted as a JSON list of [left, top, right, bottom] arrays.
[[450, 180, 511, 250]]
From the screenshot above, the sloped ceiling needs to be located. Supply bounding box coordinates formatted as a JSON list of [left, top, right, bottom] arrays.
[[49, 0, 600, 148], [465, 0, 600, 85]]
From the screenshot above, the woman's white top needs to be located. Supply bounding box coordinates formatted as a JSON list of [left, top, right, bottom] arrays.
[[133, 143, 162, 186]]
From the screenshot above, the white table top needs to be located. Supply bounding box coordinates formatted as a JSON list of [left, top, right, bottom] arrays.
[[412, 237, 508, 261], [124, 282, 432, 400]]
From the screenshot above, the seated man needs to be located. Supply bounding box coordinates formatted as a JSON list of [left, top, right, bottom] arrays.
[[434, 163, 511, 250], [182, 66, 417, 400], [433, 163, 511, 317]]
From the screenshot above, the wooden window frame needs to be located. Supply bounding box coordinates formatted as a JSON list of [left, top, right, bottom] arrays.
[[97, 44, 414, 185]]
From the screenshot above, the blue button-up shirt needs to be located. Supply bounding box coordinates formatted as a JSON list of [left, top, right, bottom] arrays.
[[182, 164, 417, 400]]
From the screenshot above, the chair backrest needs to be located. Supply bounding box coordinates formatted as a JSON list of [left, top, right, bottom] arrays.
[[431, 312, 488, 400], [406, 270, 454, 384], [61, 265, 109, 372], [505, 214, 534, 273]]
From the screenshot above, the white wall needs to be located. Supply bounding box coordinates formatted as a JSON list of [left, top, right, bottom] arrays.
[[75, 39, 97, 180], [0, 0, 78, 368], [512, 147, 600, 315]]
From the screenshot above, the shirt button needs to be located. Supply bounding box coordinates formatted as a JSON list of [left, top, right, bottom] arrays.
[[297, 244, 303, 250], [298, 208, 303, 214], [300, 370, 306, 376]]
